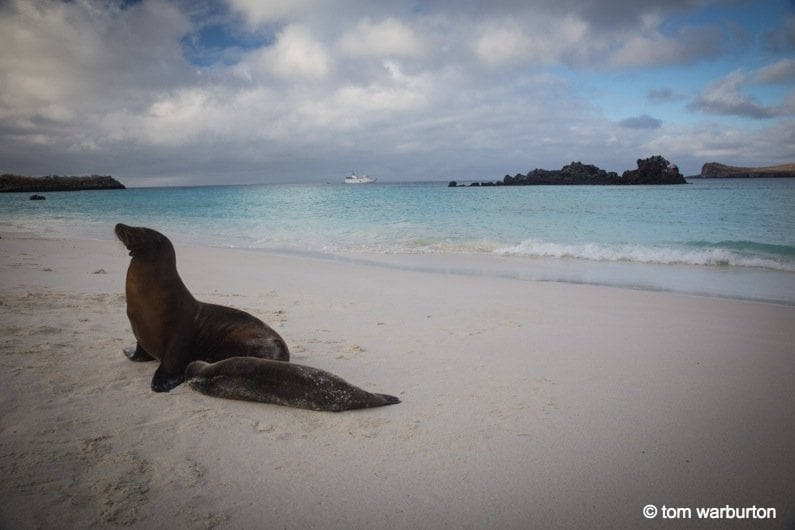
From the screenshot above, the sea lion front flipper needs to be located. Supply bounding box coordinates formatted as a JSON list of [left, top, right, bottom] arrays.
[[151, 366, 185, 393], [123, 343, 155, 362], [150, 335, 194, 392]]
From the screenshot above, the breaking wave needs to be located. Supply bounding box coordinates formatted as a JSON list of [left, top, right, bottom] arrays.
[[494, 239, 795, 272]]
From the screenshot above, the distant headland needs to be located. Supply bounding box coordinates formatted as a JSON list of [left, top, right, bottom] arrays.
[[0, 174, 125, 193], [450, 155, 686, 187], [699, 163, 795, 179]]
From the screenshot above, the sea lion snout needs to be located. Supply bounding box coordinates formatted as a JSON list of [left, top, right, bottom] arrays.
[[115, 223, 171, 256], [115, 223, 145, 250], [114, 223, 132, 247]]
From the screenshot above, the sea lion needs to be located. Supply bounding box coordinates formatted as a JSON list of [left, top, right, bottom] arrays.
[[185, 359, 399, 412], [115, 223, 399, 412]]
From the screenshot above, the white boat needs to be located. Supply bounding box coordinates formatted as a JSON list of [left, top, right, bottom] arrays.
[[345, 172, 376, 184]]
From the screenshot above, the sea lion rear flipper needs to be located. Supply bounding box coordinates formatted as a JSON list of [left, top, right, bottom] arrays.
[[374, 393, 401, 405]]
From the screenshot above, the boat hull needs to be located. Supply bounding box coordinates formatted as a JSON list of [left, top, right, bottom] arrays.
[[344, 175, 376, 184]]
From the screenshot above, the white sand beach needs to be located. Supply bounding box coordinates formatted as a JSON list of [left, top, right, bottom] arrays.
[[1, 231, 793, 528]]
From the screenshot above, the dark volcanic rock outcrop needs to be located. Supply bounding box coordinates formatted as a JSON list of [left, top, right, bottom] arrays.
[[473, 156, 684, 186], [621, 155, 685, 184], [700, 162, 795, 178], [504, 162, 621, 185], [0, 174, 125, 193]]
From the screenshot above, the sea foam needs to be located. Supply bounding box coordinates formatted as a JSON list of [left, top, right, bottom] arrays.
[[494, 239, 795, 272]]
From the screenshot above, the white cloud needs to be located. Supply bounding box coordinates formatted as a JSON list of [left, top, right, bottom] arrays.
[[0, 0, 196, 173], [609, 26, 723, 68], [0, 0, 191, 107], [335, 78, 428, 114], [755, 58, 795, 84], [226, 0, 323, 27], [472, 15, 591, 67], [473, 21, 533, 66], [688, 69, 793, 119], [141, 89, 223, 145], [234, 24, 331, 81], [337, 18, 425, 59], [649, 120, 795, 170]]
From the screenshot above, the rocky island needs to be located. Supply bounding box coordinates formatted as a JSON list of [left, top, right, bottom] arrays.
[[450, 155, 686, 187], [700, 163, 795, 178], [0, 174, 125, 193]]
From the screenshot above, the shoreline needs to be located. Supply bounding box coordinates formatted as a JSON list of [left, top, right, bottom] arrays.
[[4, 228, 794, 306], [1, 231, 794, 527], [247, 247, 795, 306]]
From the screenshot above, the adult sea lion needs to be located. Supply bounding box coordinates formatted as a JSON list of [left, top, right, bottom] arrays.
[[115, 223, 400, 412]]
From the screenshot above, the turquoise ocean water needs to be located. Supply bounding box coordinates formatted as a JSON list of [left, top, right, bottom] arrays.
[[2, 179, 794, 303]]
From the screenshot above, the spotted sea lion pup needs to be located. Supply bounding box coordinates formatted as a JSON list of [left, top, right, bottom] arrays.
[[115, 223, 400, 412]]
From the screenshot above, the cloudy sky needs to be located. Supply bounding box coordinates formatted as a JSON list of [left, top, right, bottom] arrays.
[[1, 0, 794, 185]]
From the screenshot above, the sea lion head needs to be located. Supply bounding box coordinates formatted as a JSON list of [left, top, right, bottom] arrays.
[[115, 223, 174, 258]]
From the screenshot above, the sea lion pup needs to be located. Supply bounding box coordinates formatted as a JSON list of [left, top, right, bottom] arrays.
[[185, 359, 399, 412], [115, 223, 400, 412]]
